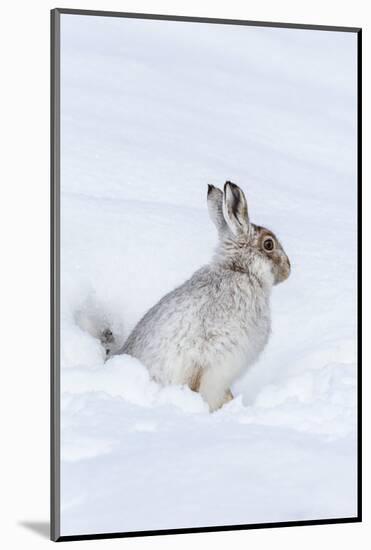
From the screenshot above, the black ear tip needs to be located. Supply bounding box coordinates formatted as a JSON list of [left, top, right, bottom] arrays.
[[224, 181, 240, 193], [224, 180, 237, 191], [207, 184, 215, 195]]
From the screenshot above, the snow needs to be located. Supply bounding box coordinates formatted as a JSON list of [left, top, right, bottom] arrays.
[[59, 13, 358, 536]]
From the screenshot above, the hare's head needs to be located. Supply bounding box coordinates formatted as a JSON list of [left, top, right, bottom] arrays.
[[207, 181, 290, 285]]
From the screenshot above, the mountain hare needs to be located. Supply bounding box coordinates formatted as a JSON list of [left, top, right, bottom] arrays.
[[119, 182, 290, 411]]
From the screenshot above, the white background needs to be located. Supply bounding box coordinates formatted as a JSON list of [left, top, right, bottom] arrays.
[[0, 0, 368, 549]]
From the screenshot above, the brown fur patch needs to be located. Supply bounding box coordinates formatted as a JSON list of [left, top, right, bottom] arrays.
[[188, 368, 202, 392], [224, 389, 234, 403]]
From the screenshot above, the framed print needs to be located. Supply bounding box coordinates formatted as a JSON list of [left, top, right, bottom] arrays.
[[51, 8, 361, 542]]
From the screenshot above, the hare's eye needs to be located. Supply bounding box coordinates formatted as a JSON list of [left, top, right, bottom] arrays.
[[263, 237, 274, 252]]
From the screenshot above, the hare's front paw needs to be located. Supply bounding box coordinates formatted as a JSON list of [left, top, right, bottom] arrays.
[[207, 389, 234, 412], [199, 373, 234, 412], [223, 389, 234, 405]]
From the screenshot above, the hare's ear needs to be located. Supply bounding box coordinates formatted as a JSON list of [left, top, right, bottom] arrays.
[[222, 181, 251, 237], [207, 185, 230, 238]]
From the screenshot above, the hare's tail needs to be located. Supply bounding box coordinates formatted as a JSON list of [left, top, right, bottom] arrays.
[[74, 297, 123, 360], [99, 327, 116, 358]]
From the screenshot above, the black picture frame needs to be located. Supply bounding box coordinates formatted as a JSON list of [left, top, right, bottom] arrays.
[[51, 8, 362, 542]]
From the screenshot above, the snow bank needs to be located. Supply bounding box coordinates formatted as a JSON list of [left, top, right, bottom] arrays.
[[59, 14, 358, 536]]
